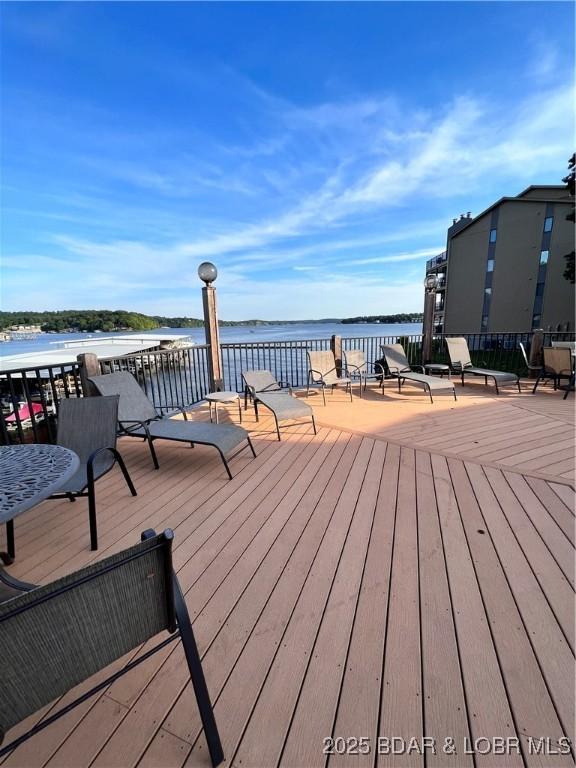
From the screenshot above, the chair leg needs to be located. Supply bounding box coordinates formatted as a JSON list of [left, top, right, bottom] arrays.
[[238, 399, 242, 423], [453, 388, 457, 401], [254, 400, 260, 422], [86, 473, 98, 551], [532, 376, 541, 394], [1, 520, 15, 564], [247, 436, 257, 458], [172, 577, 224, 768], [494, 379, 499, 395], [321, 386, 326, 406], [348, 382, 353, 402], [147, 436, 160, 469], [218, 450, 233, 480], [274, 415, 281, 441], [427, 385, 433, 404], [311, 414, 317, 435], [111, 449, 137, 497]]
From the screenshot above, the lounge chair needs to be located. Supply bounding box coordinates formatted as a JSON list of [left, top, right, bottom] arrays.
[[445, 336, 521, 394], [51, 395, 137, 551], [306, 350, 353, 405], [381, 344, 456, 404], [532, 347, 574, 394], [0, 529, 224, 767], [242, 370, 316, 441], [342, 349, 385, 397], [89, 372, 255, 480]]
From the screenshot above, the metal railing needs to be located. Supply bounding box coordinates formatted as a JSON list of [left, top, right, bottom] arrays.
[[221, 338, 329, 392], [2, 330, 574, 444], [100, 345, 211, 412], [0, 362, 82, 445]]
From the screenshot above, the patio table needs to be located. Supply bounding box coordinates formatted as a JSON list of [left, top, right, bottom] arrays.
[[0, 444, 80, 564]]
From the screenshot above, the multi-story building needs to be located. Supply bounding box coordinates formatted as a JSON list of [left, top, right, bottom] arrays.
[[426, 185, 574, 333]]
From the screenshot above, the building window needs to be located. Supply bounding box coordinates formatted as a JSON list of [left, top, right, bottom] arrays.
[[489, 229, 497, 243], [531, 314, 541, 329], [543, 217, 553, 233], [481, 315, 489, 330], [484, 287, 492, 296], [540, 250, 549, 264], [486, 258, 494, 272]]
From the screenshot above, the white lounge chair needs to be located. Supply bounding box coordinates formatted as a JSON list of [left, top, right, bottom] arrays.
[[445, 337, 520, 394]]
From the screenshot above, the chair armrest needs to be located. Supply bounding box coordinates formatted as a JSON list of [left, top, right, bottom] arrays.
[[118, 419, 154, 436], [410, 365, 425, 373], [157, 405, 190, 421]]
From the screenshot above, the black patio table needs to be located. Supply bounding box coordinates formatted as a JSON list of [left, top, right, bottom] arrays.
[[0, 444, 80, 564]]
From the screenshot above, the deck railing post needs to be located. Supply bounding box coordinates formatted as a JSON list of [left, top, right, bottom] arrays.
[[528, 329, 544, 378], [77, 353, 100, 396], [198, 263, 224, 392], [331, 334, 342, 375]]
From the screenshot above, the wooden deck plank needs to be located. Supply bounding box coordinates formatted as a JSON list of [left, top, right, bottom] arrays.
[[221, 440, 374, 768], [156, 432, 355, 753], [524, 477, 575, 545], [549, 483, 575, 514], [377, 447, 423, 768], [503, 472, 575, 587], [431, 454, 522, 767], [448, 459, 572, 766], [465, 463, 575, 749], [482, 468, 575, 654], [414, 450, 472, 768], [281, 441, 386, 768], [329, 443, 400, 768]]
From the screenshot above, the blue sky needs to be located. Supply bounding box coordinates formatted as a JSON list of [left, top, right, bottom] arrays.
[[1, 2, 574, 320]]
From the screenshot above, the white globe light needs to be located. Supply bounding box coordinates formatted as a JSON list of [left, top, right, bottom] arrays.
[[198, 262, 218, 285]]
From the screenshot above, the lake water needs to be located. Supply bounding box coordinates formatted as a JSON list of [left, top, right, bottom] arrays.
[[2, 322, 422, 356]]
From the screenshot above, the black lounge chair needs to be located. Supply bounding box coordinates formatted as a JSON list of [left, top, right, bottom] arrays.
[[445, 337, 521, 394], [242, 370, 316, 440], [381, 344, 456, 404], [89, 372, 255, 479], [0, 529, 223, 767], [52, 395, 136, 552]]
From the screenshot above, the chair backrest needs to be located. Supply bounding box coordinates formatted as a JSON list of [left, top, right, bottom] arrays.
[[307, 350, 336, 383], [0, 531, 175, 736], [551, 341, 576, 353], [343, 349, 367, 373], [445, 337, 472, 369], [89, 372, 158, 424], [542, 347, 573, 376], [381, 344, 411, 374], [242, 370, 281, 394], [56, 396, 119, 463]]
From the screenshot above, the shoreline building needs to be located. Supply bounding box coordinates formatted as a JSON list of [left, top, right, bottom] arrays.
[[426, 185, 574, 334]]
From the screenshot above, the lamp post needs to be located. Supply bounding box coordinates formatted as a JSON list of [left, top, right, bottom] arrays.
[[198, 261, 223, 391], [422, 273, 439, 366]]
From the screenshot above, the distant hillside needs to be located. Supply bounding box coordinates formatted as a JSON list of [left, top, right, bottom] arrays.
[[0, 310, 340, 333], [341, 313, 423, 324], [0, 310, 423, 333]]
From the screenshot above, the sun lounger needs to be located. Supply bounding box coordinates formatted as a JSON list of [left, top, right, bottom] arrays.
[[381, 344, 456, 404], [306, 350, 353, 405], [342, 349, 385, 397], [89, 372, 255, 479], [242, 370, 316, 440], [445, 337, 520, 394]]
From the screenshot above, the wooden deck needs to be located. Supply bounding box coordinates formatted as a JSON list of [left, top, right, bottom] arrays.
[[1, 380, 574, 768]]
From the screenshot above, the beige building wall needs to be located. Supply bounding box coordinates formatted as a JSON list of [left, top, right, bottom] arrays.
[[443, 194, 574, 333]]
